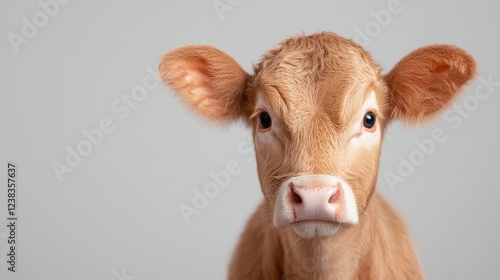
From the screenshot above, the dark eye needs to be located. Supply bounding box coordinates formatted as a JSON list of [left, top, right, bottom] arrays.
[[363, 111, 376, 129], [259, 112, 272, 129]]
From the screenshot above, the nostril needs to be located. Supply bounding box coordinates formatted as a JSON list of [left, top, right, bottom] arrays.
[[328, 183, 341, 203], [328, 192, 339, 203], [292, 191, 302, 204], [289, 183, 302, 204]]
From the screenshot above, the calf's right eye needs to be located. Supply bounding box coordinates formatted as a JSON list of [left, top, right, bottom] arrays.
[[259, 112, 272, 129]]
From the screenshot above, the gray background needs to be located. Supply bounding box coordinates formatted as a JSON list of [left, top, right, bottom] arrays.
[[1, 0, 499, 279]]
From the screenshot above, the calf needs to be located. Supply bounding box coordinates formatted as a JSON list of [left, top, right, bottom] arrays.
[[159, 32, 476, 279]]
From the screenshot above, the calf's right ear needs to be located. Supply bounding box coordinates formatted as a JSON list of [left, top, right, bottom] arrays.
[[159, 45, 249, 123]]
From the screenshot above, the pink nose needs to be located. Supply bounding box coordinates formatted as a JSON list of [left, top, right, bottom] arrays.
[[289, 182, 341, 222], [273, 175, 358, 228]]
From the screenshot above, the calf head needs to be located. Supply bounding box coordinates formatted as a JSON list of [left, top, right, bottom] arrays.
[[160, 33, 476, 239]]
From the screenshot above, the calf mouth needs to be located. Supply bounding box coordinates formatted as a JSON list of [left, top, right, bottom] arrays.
[[291, 220, 341, 238]]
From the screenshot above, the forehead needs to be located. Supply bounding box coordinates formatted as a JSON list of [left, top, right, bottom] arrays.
[[252, 33, 383, 124]]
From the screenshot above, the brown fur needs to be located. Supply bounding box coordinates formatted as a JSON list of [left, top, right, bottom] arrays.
[[159, 32, 477, 279]]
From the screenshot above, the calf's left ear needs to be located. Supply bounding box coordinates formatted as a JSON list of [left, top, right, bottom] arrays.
[[384, 45, 477, 123]]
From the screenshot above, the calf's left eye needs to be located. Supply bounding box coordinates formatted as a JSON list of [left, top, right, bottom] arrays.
[[363, 111, 376, 129]]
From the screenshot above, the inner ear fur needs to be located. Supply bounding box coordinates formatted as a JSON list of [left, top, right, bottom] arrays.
[[159, 45, 249, 123], [384, 45, 477, 123]]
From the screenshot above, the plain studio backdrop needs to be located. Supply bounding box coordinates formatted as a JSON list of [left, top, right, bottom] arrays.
[[0, 1, 499, 279]]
